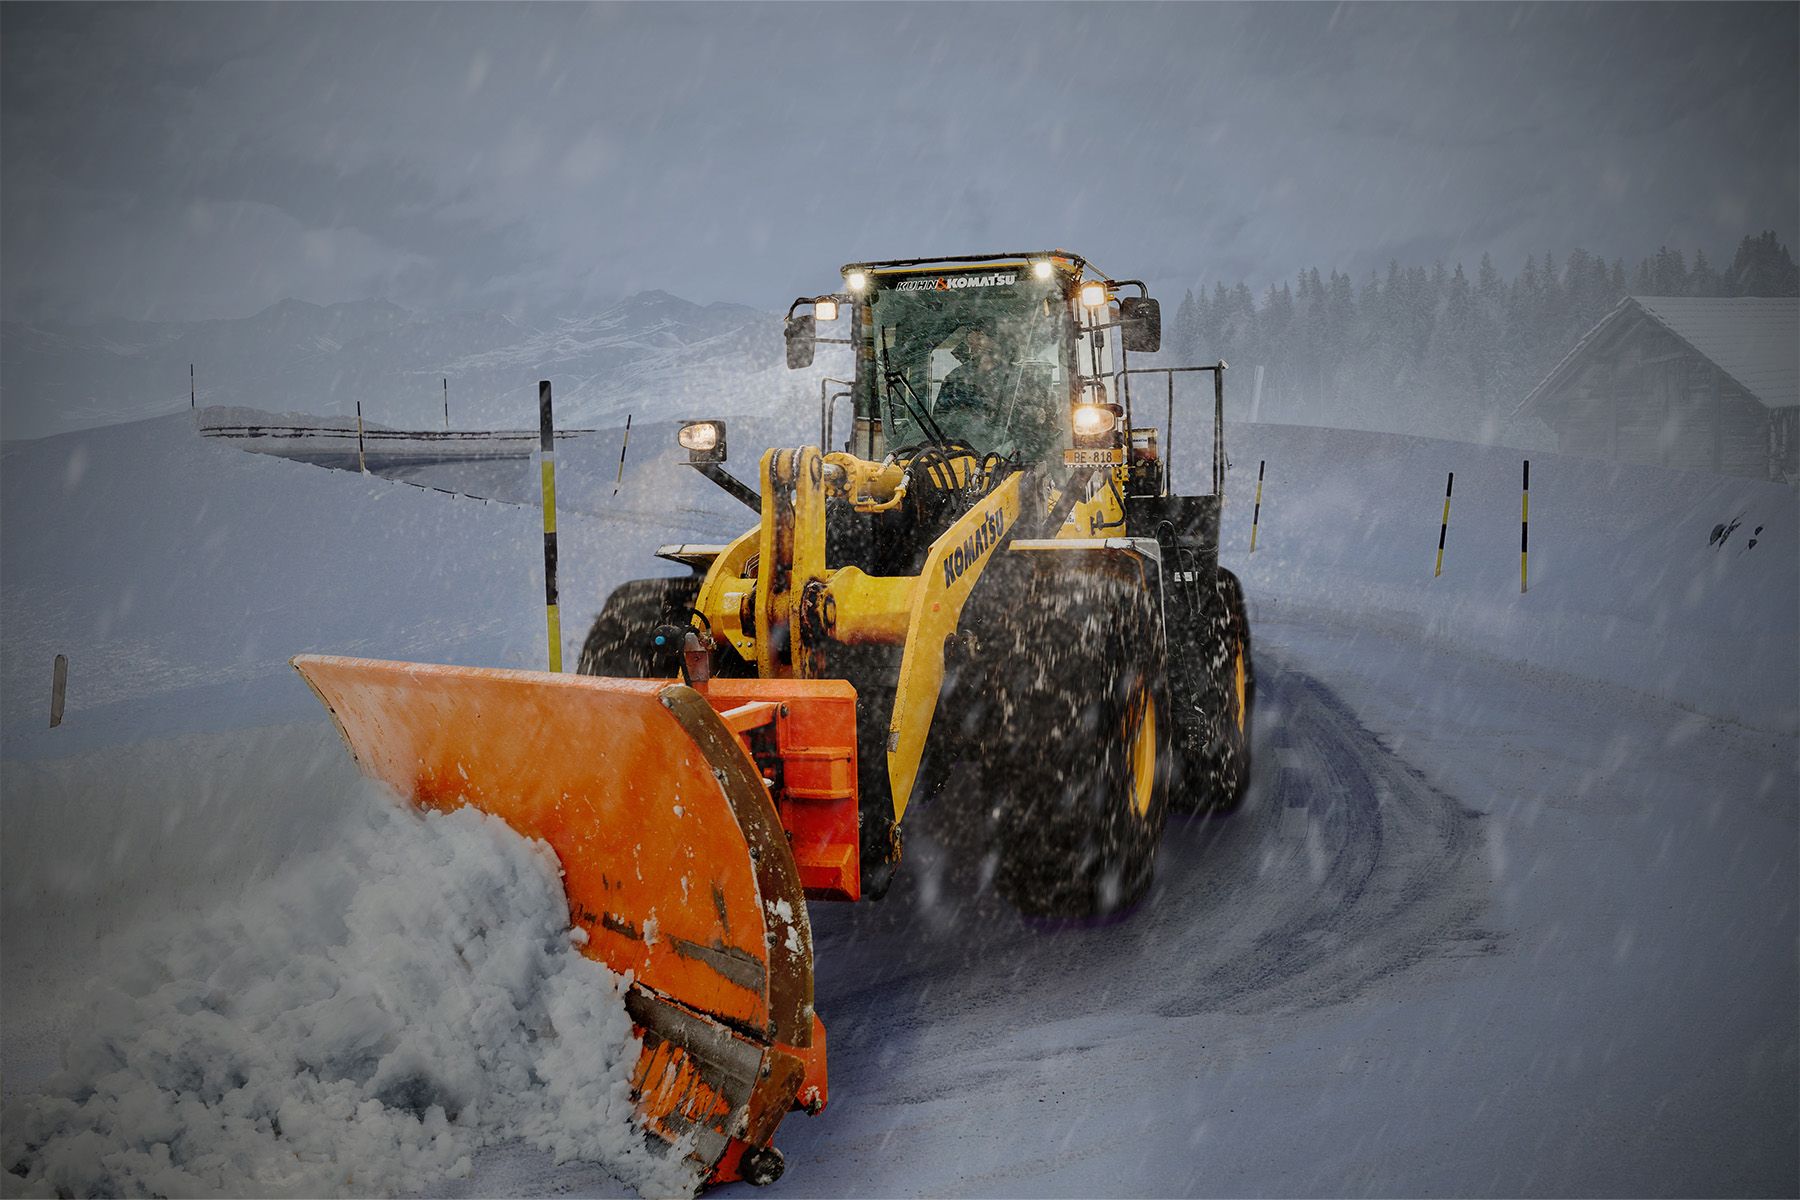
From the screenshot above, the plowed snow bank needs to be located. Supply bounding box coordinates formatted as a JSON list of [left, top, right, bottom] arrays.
[[2, 790, 697, 1199]]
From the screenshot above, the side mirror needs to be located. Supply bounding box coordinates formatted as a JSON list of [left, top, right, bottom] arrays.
[[1120, 297, 1161, 353], [785, 314, 816, 369]]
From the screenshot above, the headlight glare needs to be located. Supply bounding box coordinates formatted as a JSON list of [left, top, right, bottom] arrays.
[[1072, 403, 1117, 438]]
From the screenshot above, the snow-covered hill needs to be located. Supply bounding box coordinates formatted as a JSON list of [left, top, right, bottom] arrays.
[[1, 291, 811, 441], [1, 412, 1793, 1196]]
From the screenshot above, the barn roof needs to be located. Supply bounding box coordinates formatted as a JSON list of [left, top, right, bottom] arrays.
[[1518, 295, 1799, 416]]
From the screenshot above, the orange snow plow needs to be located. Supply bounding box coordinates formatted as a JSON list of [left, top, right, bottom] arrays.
[[292, 655, 858, 1187]]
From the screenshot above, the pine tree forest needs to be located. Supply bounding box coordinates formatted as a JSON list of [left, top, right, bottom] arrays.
[[1154, 231, 1799, 446]]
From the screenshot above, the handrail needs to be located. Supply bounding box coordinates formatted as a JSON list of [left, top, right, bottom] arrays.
[[1121, 363, 1228, 497]]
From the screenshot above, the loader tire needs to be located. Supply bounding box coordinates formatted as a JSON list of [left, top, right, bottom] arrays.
[[576, 576, 701, 677], [982, 568, 1172, 918], [1174, 568, 1254, 815]]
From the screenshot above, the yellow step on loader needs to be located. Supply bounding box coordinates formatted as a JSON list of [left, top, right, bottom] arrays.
[[294, 251, 1253, 1189]]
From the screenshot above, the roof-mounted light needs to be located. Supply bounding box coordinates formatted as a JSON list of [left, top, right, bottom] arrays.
[[845, 270, 869, 292], [1033, 260, 1054, 280]]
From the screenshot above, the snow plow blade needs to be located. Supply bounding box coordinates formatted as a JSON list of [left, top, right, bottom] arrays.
[[291, 654, 824, 1188]]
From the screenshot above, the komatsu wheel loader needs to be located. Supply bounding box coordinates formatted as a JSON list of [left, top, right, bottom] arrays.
[[293, 251, 1253, 1189]]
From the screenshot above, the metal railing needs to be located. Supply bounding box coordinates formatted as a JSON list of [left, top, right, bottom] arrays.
[[1122, 363, 1228, 497]]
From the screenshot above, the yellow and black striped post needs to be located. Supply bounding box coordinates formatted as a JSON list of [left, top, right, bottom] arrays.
[[1520, 460, 1530, 593], [1434, 471, 1454, 578], [613, 413, 631, 497], [539, 380, 562, 672], [1249, 459, 1266, 552]]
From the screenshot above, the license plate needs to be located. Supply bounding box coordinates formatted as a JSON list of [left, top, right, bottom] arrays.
[[1063, 447, 1124, 466]]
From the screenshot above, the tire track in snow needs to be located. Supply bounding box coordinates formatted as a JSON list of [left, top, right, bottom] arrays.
[[1146, 650, 1497, 1018], [797, 647, 1497, 1113]]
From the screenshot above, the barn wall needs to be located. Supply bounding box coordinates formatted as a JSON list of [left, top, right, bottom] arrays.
[[1537, 317, 1782, 480]]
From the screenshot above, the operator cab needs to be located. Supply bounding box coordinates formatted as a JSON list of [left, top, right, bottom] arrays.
[[860, 261, 1074, 462], [783, 252, 1158, 470]]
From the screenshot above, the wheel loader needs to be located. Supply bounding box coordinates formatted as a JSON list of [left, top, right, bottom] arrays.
[[293, 250, 1253, 1189]]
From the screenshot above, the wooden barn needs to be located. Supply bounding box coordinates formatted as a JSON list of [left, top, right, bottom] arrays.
[[1517, 296, 1798, 481]]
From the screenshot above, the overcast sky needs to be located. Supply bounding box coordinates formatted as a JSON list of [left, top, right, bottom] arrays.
[[3, 2, 1795, 325]]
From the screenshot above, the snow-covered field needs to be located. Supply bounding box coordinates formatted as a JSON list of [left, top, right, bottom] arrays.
[[2, 409, 1794, 1196]]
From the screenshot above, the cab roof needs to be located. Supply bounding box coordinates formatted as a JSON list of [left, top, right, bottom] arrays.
[[839, 251, 1094, 278]]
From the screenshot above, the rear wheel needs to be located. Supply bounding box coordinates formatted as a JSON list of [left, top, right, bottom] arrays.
[[976, 566, 1172, 917], [576, 576, 701, 677], [1173, 568, 1254, 814]]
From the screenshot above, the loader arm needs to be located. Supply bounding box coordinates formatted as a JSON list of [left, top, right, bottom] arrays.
[[712, 449, 1027, 824], [882, 472, 1024, 820]]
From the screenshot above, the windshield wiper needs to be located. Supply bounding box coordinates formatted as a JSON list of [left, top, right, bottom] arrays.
[[883, 369, 955, 454]]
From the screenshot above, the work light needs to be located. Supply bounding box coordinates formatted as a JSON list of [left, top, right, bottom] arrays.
[[1079, 281, 1108, 308], [814, 299, 838, 322], [1033, 260, 1054, 280], [678, 420, 726, 462], [845, 271, 868, 292], [1072, 403, 1118, 438]]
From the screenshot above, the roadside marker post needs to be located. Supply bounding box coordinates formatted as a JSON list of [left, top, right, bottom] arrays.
[[1434, 471, 1454, 578], [1521, 460, 1530, 593], [444, 378, 450, 430], [356, 401, 368, 474], [50, 654, 67, 728], [614, 413, 632, 497], [539, 381, 563, 672], [190, 363, 195, 410], [1249, 459, 1265, 552]]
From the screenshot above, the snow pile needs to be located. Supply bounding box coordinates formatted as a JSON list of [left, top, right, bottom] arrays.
[[1, 789, 699, 1200]]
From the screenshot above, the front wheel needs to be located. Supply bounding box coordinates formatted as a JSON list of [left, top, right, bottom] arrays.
[[575, 576, 701, 677], [976, 566, 1172, 918]]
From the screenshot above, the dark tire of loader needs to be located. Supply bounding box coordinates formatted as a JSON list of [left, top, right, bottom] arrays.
[[575, 576, 702, 677], [1172, 568, 1255, 815], [976, 566, 1173, 918]]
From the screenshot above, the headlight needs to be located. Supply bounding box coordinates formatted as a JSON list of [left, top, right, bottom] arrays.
[[1032, 260, 1054, 280], [814, 298, 839, 322], [845, 270, 868, 292], [1079, 281, 1108, 308], [678, 420, 726, 461], [1072, 403, 1117, 438]]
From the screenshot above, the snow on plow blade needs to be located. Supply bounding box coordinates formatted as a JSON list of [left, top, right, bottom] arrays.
[[291, 654, 824, 1188]]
